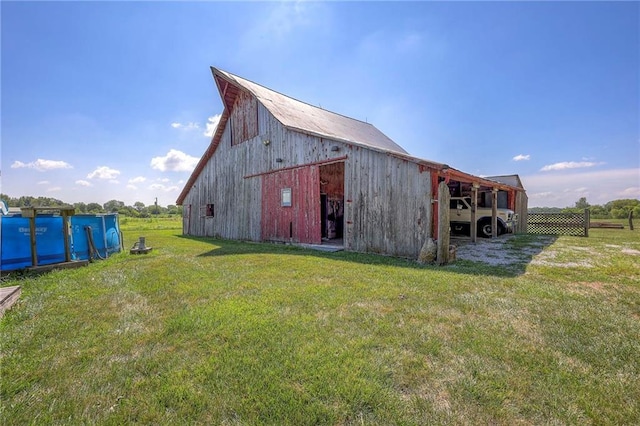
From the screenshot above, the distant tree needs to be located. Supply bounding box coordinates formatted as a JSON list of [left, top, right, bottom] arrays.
[[103, 199, 125, 213], [589, 204, 608, 219], [606, 199, 640, 219], [74, 202, 88, 213], [528, 207, 563, 213], [575, 197, 590, 209], [134, 201, 146, 212], [86, 202, 103, 213], [167, 205, 183, 215]]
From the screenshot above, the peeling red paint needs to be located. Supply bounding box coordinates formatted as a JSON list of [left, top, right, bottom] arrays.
[[261, 166, 321, 244]]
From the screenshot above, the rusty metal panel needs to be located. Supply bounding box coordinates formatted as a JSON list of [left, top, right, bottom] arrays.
[[261, 166, 321, 244]]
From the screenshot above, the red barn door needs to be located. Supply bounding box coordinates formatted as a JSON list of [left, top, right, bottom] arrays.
[[261, 166, 321, 244]]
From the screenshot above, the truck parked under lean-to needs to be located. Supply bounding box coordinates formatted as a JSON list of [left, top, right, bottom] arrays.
[[449, 197, 518, 238]]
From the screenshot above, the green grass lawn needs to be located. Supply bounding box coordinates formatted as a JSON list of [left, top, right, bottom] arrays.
[[1, 217, 639, 425]]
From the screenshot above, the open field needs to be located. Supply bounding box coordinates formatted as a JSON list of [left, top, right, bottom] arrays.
[[1, 217, 639, 424]]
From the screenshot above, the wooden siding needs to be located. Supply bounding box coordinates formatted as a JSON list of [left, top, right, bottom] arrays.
[[344, 149, 432, 258], [183, 102, 348, 241], [231, 90, 258, 146], [515, 191, 528, 234], [183, 95, 434, 257], [261, 167, 321, 244]]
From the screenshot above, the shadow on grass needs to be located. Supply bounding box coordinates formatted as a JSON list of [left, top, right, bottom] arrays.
[[177, 233, 559, 278]]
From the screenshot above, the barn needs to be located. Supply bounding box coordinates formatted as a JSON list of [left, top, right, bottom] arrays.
[[176, 68, 527, 259]]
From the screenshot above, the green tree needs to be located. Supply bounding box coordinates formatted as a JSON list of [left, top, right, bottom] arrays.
[[103, 200, 125, 213], [607, 199, 640, 219], [575, 197, 590, 209], [86, 203, 103, 213], [74, 202, 88, 213]]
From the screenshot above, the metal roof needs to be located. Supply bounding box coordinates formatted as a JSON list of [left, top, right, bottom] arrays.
[[485, 175, 525, 189], [176, 68, 524, 205], [213, 68, 409, 155]]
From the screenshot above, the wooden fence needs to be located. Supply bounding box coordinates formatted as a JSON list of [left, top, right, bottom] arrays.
[[527, 209, 590, 237]]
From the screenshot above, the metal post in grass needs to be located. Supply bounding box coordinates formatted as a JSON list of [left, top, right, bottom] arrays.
[[629, 211, 634, 231]]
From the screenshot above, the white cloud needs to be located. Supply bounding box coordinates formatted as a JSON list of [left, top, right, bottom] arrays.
[[128, 176, 147, 184], [150, 149, 199, 172], [75, 180, 92, 187], [513, 154, 530, 161], [126, 184, 138, 190], [540, 161, 603, 172], [148, 183, 180, 192], [523, 168, 640, 207], [619, 187, 640, 198], [47, 186, 62, 192], [37, 180, 50, 185], [109, 180, 120, 184], [11, 159, 72, 171], [204, 114, 222, 138], [87, 166, 121, 180], [171, 121, 199, 130]]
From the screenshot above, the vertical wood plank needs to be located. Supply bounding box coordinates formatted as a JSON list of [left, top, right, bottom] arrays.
[[491, 188, 498, 238], [437, 181, 450, 265]]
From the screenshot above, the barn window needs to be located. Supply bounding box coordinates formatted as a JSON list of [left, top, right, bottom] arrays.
[[281, 188, 292, 207], [200, 204, 214, 217]]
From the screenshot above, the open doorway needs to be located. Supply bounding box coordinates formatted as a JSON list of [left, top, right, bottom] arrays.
[[319, 162, 344, 243]]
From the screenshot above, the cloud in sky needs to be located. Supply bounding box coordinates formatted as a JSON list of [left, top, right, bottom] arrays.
[[37, 180, 50, 185], [513, 154, 530, 161], [128, 176, 147, 184], [47, 186, 62, 192], [204, 114, 222, 138], [149, 183, 180, 192], [619, 187, 640, 198], [540, 161, 603, 172], [150, 149, 199, 172], [87, 166, 121, 180], [11, 159, 72, 172], [75, 180, 92, 187], [523, 168, 639, 207], [171, 122, 200, 130]]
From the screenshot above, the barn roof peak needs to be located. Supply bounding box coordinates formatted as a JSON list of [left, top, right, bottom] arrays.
[[212, 67, 409, 155]]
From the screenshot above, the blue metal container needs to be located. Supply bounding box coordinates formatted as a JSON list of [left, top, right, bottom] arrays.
[[0, 213, 121, 271], [0, 215, 66, 270], [70, 214, 121, 260]]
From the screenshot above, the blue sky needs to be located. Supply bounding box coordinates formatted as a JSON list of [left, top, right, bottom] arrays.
[[2, 1, 638, 208]]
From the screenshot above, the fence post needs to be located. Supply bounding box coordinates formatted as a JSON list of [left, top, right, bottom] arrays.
[[584, 209, 590, 237], [629, 211, 634, 231], [437, 181, 450, 265]]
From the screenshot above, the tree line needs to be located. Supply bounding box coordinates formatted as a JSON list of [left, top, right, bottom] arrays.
[[0, 194, 182, 218], [529, 197, 639, 219]]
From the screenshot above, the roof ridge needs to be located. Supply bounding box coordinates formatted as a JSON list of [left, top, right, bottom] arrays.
[[212, 67, 379, 128]]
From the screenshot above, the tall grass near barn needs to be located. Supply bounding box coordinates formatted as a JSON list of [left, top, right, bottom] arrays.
[[1, 217, 638, 424]]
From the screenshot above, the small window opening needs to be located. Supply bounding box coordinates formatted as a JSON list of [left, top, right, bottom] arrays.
[[281, 188, 292, 207]]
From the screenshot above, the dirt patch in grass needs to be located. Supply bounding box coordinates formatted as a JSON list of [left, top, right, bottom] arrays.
[[452, 235, 555, 268]]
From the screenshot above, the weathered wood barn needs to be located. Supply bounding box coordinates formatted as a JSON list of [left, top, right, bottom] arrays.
[[176, 68, 527, 258]]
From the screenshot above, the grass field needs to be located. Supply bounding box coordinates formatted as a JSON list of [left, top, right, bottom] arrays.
[[1, 216, 639, 424]]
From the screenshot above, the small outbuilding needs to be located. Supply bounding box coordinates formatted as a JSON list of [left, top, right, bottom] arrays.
[[176, 68, 527, 259]]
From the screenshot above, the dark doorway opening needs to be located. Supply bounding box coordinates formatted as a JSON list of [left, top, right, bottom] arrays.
[[319, 162, 345, 241]]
